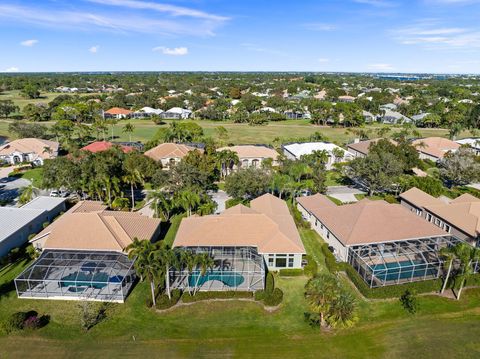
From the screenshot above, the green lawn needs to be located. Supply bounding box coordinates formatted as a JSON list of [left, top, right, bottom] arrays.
[[1, 223, 480, 357], [12, 167, 44, 188], [0, 117, 461, 147], [0, 90, 60, 111]]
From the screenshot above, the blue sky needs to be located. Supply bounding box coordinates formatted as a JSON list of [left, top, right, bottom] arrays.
[[2, 0, 480, 73]]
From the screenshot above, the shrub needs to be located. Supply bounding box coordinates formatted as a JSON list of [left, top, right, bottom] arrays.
[[254, 290, 265, 301], [263, 288, 283, 307], [225, 198, 249, 209], [111, 197, 130, 211], [303, 255, 318, 277], [181, 291, 252, 303], [383, 194, 398, 204], [155, 289, 182, 310], [321, 244, 340, 273], [265, 272, 275, 294], [279, 268, 304, 276], [1, 311, 47, 334], [399, 289, 419, 314]]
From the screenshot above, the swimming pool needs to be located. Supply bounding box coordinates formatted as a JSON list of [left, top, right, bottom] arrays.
[[60, 272, 124, 289], [372, 260, 437, 281], [188, 270, 245, 288]]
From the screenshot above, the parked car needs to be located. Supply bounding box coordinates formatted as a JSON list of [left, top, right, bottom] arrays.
[[49, 190, 60, 197]]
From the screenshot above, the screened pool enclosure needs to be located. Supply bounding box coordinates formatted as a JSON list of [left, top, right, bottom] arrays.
[[15, 250, 136, 302], [170, 246, 265, 292], [348, 236, 461, 288]]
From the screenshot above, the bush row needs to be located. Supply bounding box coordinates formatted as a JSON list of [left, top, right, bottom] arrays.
[[279, 268, 304, 276], [155, 289, 182, 310], [181, 291, 253, 303], [303, 255, 318, 277]]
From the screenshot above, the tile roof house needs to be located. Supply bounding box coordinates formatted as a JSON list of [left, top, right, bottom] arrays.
[[412, 137, 460, 162], [104, 107, 132, 119], [297, 194, 447, 261], [0, 138, 59, 165], [217, 145, 279, 171], [282, 142, 353, 170], [173, 193, 305, 270], [144, 143, 203, 169], [400, 187, 480, 244], [346, 138, 397, 158], [80, 141, 134, 154], [31, 201, 162, 251]]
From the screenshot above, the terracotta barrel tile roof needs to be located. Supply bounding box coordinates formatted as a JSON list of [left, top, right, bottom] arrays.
[[144, 143, 202, 161], [174, 194, 305, 254], [217, 145, 279, 160], [80, 141, 134, 153], [105, 107, 132, 115]]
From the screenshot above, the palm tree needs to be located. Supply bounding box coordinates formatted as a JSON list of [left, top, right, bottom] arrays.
[[453, 243, 480, 300], [122, 168, 144, 211], [157, 245, 179, 300], [180, 250, 198, 295], [216, 150, 239, 179], [105, 118, 118, 140], [327, 291, 357, 328], [439, 246, 456, 294], [126, 239, 162, 306], [147, 190, 174, 220], [122, 122, 135, 142], [176, 189, 201, 216], [304, 273, 340, 327], [19, 184, 38, 205], [193, 252, 215, 294], [103, 175, 120, 206]]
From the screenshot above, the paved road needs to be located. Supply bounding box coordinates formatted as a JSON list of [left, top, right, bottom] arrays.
[[0, 176, 31, 203], [326, 186, 365, 203], [208, 190, 231, 214]]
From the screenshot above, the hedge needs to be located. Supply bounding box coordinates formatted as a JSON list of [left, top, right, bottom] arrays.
[[303, 255, 318, 277], [155, 289, 182, 310], [265, 272, 275, 294], [263, 288, 283, 306], [320, 243, 340, 273], [279, 268, 304, 276], [181, 291, 253, 303]]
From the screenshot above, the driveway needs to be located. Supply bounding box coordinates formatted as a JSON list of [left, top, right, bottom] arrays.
[[0, 165, 15, 179], [468, 183, 480, 191], [326, 186, 366, 204], [208, 190, 231, 214], [0, 176, 31, 203]]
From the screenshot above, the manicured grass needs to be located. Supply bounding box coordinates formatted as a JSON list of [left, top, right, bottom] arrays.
[[1, 243, 480, 357], [325, 170, 350, 187], [354, 194, 385, 201], [0, 117, 468, 147], [12, 167, 44, 188], [162, 214, 185, 247], [0, 90, 60, 111], [298, 227, 327, 270]]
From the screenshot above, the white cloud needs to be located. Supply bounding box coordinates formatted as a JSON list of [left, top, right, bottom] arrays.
[[303, 23, 336, 31], [2, 67, 19, 73], [0, 3, 228, 37], [20, 39, 38, 47], [86, 0, 229, 21], [152, 46, 188, 56], [318, 58, 330, 63], [393, 22, 480, 49], [89, 45, 100, 53], [367, 63, 395, 71]]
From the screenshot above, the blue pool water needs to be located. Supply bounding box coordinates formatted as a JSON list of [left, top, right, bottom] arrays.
[[60, 272, 124, 289], [188, 271, 244, 287], [372, 260, 437, 281]]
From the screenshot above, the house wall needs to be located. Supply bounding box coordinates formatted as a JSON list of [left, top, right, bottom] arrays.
[[400, 199, 424, 216], [423, 210, 475, 244], [159, 157, 181, 170], [297, 202, 348, 261], [418, 152, 440, 162], [263, 253, 303, 270], [0, 215, 46, 257], [346, 147, 366, 158]]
